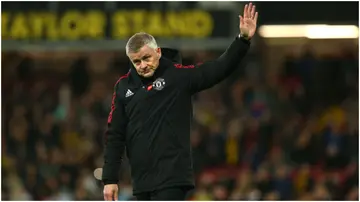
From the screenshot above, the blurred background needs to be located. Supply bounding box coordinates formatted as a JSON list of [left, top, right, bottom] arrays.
[[1, 1, 359, 201]]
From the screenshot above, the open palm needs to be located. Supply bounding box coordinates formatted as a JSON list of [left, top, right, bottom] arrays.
[[239, 3, 258, 39]]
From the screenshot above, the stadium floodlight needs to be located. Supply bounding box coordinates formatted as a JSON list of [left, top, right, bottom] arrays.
[[259, 24, 359, 39]]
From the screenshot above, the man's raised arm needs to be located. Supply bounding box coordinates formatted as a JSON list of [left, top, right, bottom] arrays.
[[176, 3, 258, 94]]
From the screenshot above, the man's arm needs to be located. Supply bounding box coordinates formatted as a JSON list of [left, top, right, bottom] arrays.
[[177, 3, 257, 94], [102, 81, 128, 185], [177, 36, 250, 94]]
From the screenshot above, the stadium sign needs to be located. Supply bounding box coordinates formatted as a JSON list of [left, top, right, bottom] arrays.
[[2, 9, 233, 41]]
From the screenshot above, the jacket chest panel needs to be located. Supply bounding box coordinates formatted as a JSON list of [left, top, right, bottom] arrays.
[[124, 75, 178, 118]]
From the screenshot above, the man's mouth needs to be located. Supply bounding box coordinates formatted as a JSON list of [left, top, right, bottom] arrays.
[[142, 68, 152, 74]]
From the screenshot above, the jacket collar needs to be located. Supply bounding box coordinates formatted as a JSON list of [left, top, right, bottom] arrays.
[[128, 48, 182, 87]]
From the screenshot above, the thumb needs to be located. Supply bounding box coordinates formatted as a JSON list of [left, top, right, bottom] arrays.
[[239, 15, 244, 25], [113, 189, 119, 201]]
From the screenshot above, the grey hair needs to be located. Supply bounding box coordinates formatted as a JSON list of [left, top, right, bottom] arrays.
[[125, 32, 158, 55]]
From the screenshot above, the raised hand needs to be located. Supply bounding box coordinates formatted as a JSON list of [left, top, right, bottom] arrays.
[[239, 3, 258, 39], [104, 184, 119, 201]]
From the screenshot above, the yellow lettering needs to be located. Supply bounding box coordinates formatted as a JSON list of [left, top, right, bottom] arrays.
[[2, 9, 214, 41], [86, 11, 106, 39], [146, 11, 164, 36], [44, 13, 59, 40], [159, 12, 171, 37], [189, 11, 213, 38], [183, 11, 195, 37], [166, 12, 185, 37], [29, 13, 45, 40], [2, 13, 8, 39], [112, 11, 129, 39], [9, 13, 29, 40], [60, 11, 83, 40], [131, 10, 146, 33]]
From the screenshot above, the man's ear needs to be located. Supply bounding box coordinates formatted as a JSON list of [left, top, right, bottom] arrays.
[[156, 47, 161, 58]]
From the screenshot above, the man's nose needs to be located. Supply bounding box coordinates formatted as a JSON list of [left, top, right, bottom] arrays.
[[140, 61, 147, 69]]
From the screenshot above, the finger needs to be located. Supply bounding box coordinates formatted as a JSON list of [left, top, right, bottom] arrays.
[[247, 3, 253, 18], [243, 4, 248, 18], [104, 193, 112, 201], [114, 190, 119, 201], [251, 5, 256, 19], [254, 12, 258, 23], [104, 193, 110, 201]]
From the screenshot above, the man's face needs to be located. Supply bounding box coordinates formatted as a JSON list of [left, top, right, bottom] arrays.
[[128, 45, 161, 78]]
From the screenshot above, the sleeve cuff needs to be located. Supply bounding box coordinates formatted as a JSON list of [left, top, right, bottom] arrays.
[[236, 34, 251, 45], [238, 33, 251, 41], [103, 179, 119, 185]]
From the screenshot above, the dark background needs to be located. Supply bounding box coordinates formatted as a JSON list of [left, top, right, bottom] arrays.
[[1, 1, 359, 201]]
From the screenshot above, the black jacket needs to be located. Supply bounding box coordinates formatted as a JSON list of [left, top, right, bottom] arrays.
[[102, 36, 250, 194]]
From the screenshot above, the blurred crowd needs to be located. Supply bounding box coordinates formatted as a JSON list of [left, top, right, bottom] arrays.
[[2, 44, 358, 200]]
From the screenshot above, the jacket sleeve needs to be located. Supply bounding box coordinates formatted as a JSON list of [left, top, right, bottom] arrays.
[[177, 36, 250, 94], [102, 81, 128, 185]]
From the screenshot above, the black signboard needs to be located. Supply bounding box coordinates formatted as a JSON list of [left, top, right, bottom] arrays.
[[1, 2, 234, 41], [256, 2, 358, 25]]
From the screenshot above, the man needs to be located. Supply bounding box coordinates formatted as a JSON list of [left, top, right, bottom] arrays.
[[102, 3, 258, 201]]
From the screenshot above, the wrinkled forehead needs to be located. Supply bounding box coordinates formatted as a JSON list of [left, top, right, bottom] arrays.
[[128, 45, 156, 60]]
